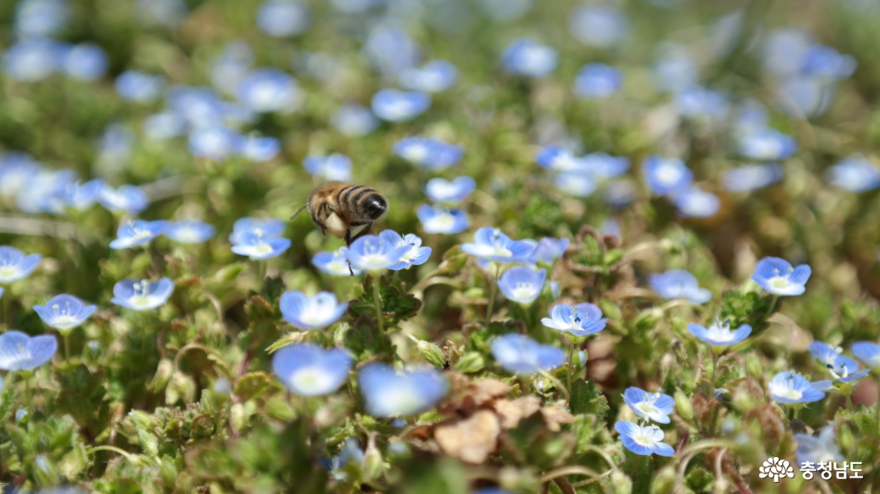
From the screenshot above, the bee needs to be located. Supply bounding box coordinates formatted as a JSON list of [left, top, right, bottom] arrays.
[[291, 182, 388, 246]]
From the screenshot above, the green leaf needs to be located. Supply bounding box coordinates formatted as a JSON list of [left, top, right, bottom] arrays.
[[54, 364, 112, 437], [234, 372, 271, 402], [685, 467, 714, 493], [348, 274, 423, 327], [570, 380, 609, 419], [343, 314, 396, 362]]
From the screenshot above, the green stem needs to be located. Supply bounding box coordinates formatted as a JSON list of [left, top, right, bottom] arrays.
[[485, 264, 501, 326], [372, 275, 384, 333], [567, 343, 575, 394], [257, 261, 267, 293], [4, 292, 11, 329], [846, 394, 853, 410], [764, 295, 779, 320], [88, 445, 139, 463], [709, 350, 720, 387], [63, 331, 71, 361]]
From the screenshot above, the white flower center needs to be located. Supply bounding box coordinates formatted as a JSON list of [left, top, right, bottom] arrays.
[[290, 366, 334, 394], [655, 164, 682, 184]]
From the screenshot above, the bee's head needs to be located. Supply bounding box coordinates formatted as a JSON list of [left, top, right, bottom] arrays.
[[364, 194, 387, 219]]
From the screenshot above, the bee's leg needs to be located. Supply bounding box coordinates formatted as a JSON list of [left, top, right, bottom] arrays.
[[345, 228, 352, 246], [348, 221, 374, 244], [348, 260, 354, 276]]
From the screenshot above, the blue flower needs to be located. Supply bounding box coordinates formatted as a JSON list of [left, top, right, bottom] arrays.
[[461, 227, 534, 264], [345, 235, 411, 272], [15, 168, 76, 215], [303, 154, 353, 182], [210, 40, 253, 95], [541, 303, 608, 337], [751, 257, 811, 296], [687, 318, 751, 348], [811, 369, 870, 392], [615, 421, 674, 457], [371, 89, 431, 122], [230, 217, 286, 244], [490, 334, 565, 374], [852, 341, 880, 368], [257, 0, 310, 37], [535, 146, 585, 173], [424, 176, 476, 204], [642, 156, 693, 195], [574, 63, 623, 100], [648, 270, 712, 304], [143, 112, 187, 141], [774, 76, 832, 118], [109, 220, 168, 250], [163, 220, 216, 244], [502, 39, 558, 78], [676, 86, 729, 119], [0, 151, 41, 197], [111, 278, 175, 311], [623, 387, 675, 424], [569, 5, 629, 47], [733, 100, 770, 137], [15, 0, 69, 37], [280, 291, 348, 330], [96, 123, 134, 173], [379, 231, 432, 271], [2, 38, 63, 82], [416, 205, 469, 234], [237, 68, 300, 113], [824, 156, 880, 193], [33, 294, 97, 332], [768, 371, 825, 404], [803, 45, 857, 82], [722, 164, 784, 193], [64, 178, 104, 211], [312, 247, 362, 277], [604, 180, 636, 208], [188, 126, 241, 160], [230, 233, 291, 260], [808, 341, 859, 375], [0, 288, 4, 300], [581, 152, 630, 179], [553, 172, 596, 197], [332, 103, 379, 136], [497, 267, 545, 305], [98, 184, 149, 214], [394, 137, 463, 170], [0, 331, 57, 371], [672, 187, 720, 218], [795, 426, 843, 465], [363, 24, 422, 76], [399, 59, 457, 93], [271, 343, 351, 396], [62, 43, 108, 81], [115, 71, 164, 104], [526, 237, 570, 265], [239, 135, 280, 162], [358, 363, 448, 417], [0, 246, 41, 284], [323, 438, 364, 480], [738, 128, 797, 161], [651, 51, 698, 93], [762, 28, 812, 77]]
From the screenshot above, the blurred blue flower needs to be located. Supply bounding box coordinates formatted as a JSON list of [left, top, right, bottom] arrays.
[[615, 421, 674, 457], [332, 103, 379, 137], [230, 217, 285, 244], [303, 154, 353, 182], [237, 68, 300, 113], [111, 278, 175, 311], [394, 137, 462, 170], [345, 235, 411, 272], [230, 233, 291, 260], [738, 128, 797, 161], [239, 135, 280, 162], [96, 123, 134, 175], [498, 267, 545, 305], [33, 294, 96, 332], [535, 146, 585, 172], [61, 43, 107, 81], [358, 363, 447, 417], [16, 168, 76, 215], [379, 231, 432, 271], [852, 341, 880, 368], [824, 155, 880, 192], [808, 341, 859, 375], [648, 270, 712, 304], [574, 63, 623, 100], [672, 187, 720, 218], [0, 331, 57, 371], [751, 257, 811, 296], [163, 220, 216, 244], [0, 152, 40, 197], [775, 76, 833, 118], [768, 371, 825, 404], [651, 50, 698, 93], [722, 164, 784, 193], [2, 38, 63, 82], [109, 220, 167, 249], [581, 152, 630, 179], [136, 0, 187, 27], [569, 5, 628, 47], [687, 317, 751, 348], [363, 24, 421, 76], [257, 0, 310, 37], [64, 178, 104, 211], [166, 86, 228, 128], [676, 87, 729, 119], [424, 176, 476, 204], [601, 218, 622, 238], [15, 0, 69, 37], [603, 180, 636, 208], [399, 60, 457, 93], [210, 41, 253, 96], [272, 343, 351, 396], [491, 333, 565, 374], [795, 426, 843, 465], [526, 237, 570, 265], [732, 100, 769, 137], [0, 288, 4, 300], [98, 184, 148, 214], [541, 303, 608, 337], [811, 368, 870, 392], [417, 205, 469, 234], [188, 126, 241, 160], [371, 89, 431, 122], [0, 246, 41, 284], [312, 247, 362, 276], [502, 39, 558, 78], [624, 387, 675, 424], [803, 45, 857, 82], [762, 28, 812, 77], [115, 71, 164, 104], [280, 291, 348, 330], [642, 156, 693, 195], [461, 227, 534, 264], [553, 171, 596, 197], [322, 437, 365, 481], [143, 112, 187, 141]]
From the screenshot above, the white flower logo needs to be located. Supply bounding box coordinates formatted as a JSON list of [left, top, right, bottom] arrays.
[[758, 457, 794, 483]]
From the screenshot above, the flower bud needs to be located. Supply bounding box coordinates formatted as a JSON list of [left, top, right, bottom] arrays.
[[634, 308, 662, 331], [610, 470, 633, 494], [454, 352, 485, 373], [408, 334, 446, 369], [231, 403, 247, 433], [745, 354, 763, 382], [149, 358, 174, 391], [362, 434, 385, 481], [651, 466, 676, 494], [674, 388, 694, 421]]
